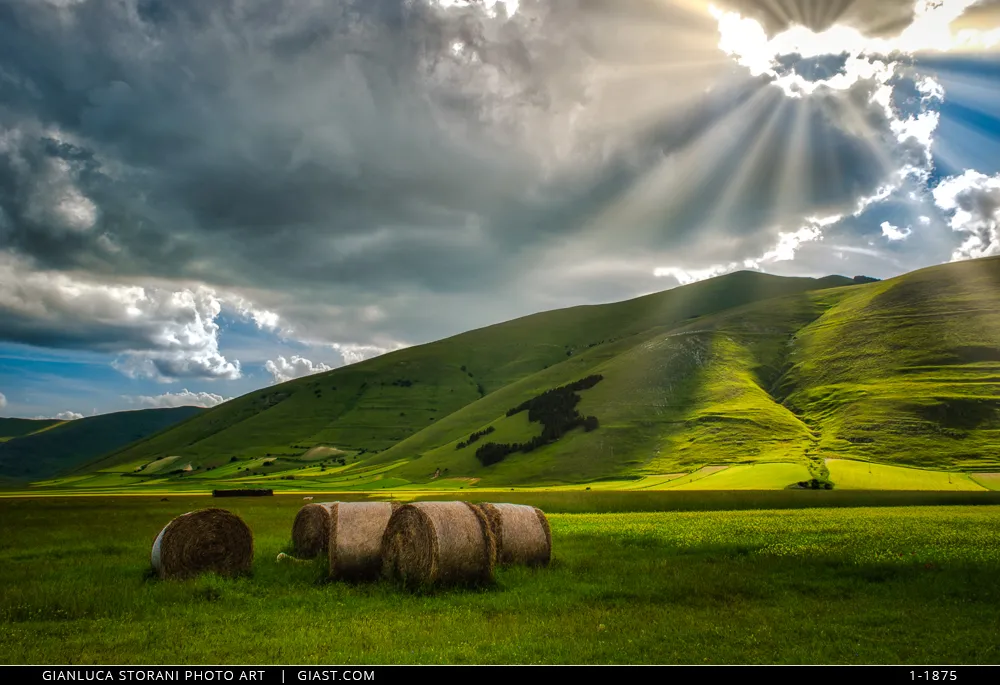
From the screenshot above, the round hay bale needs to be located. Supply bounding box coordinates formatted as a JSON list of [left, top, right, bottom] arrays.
[[150, 508, 253, 580], [476, 503, 551, 567], [328, 501, 402, 581], [291, 502, 339, 558], [381, 501, 496, 587]]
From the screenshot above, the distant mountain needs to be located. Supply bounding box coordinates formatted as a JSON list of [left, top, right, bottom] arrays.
[[0, 417, 61, 442], [0, 407, 204, 480]]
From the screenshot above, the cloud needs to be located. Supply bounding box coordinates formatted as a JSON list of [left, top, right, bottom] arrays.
[[881, 221, 913, 240], [265, 355, 333, 384], [125, 389, 228, 409], [0, 0, 997, 379], [0, 254, 241, 381], [653, 264, 737, 286], [329, 342, 406, 366], [227, 295, 281, 332], [32, 410, 84, 420], [932, 169, 1000, 259], [0, 391, 6, 409]]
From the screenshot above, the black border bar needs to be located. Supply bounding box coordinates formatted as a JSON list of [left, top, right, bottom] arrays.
[[0, 665, 996, 683]]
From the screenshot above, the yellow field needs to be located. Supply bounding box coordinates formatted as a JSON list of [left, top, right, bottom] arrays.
[[826, 459, 986, 491], [668, 463, 813, 490]]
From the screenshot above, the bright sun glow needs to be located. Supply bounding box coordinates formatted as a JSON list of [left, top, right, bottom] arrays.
[[708, 0, 994, 98]]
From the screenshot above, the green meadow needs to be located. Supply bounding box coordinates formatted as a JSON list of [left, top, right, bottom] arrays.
[[2, 495, 1000, 664]]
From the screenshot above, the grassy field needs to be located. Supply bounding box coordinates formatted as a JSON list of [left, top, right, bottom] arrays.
[[970, 473, 1000, 490], [827, 459, 987, 491], [13, 457, 999, 499], [1, 495, 1000, 664]]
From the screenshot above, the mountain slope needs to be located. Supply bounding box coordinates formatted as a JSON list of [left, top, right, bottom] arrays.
[[62, 258, 1000, 491], [0, 418, 61, 442], [776, 256, 1000, 470], [0, 407, 205, 480], [81, 271, 852, 476]]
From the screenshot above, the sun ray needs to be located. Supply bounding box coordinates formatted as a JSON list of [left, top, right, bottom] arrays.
[[916, 66, 1000, 120], [819, 0, 857, 31], [929, 113, 1000, 174], [831, 90, 902, 182], [815, 104, 849, 217], [698, 93, 790, 238], [770, 90, 814, 225], [569, 83, 780, 253], [755, 0, 794, 32]]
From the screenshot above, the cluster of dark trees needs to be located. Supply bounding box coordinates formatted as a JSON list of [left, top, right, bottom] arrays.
[[475, 375, 603, 466], [797, 478, 833, 490], [456, 425, 495, 450], [391, 379, 414, 387]]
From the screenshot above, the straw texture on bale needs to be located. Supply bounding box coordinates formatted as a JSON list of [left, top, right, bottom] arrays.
[[476, 503, 551, 567], [381, 501, 496, 587], [291, 502, 339, 558], [150, 508, 253, 580], [328, 501, 402, 580]]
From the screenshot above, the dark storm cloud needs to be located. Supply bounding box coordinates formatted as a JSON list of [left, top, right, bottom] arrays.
[[0, 0, 992, 368], [0, 0, 736, 297], [0, 0, 542, 286]]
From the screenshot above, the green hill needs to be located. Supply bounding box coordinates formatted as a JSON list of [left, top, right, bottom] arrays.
[[0, 407, 205, 480], [44, 258, 1000, 492], [0, 417, 61, 443]]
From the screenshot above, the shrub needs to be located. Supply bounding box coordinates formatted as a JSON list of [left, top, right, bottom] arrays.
[[457, 426, 495, 449]]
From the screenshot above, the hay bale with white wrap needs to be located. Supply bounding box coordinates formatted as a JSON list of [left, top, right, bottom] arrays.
[[150, 508, 253, 580], [476, 503, 551, 567], [381, 501, 496, 587]]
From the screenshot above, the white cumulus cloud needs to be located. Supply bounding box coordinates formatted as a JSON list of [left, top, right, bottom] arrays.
[[881, 221, 913, 241], [125, 389, 229, 409], [330, 342, 406, 366], [265, 355, 333, 384], [932, 170, 1000, 260], [0, 391, 6, 409], [33, 410, 84, 420], [653, 264, 737, 285], [0, 254, 242, 382]]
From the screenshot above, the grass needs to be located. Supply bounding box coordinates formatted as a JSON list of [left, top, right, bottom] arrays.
[[667, 463, 812, 490], [826, 459, 987, 491], [1, 495, 999, 664], [970, 473, 1000, 490], [0, 417, 62, 441]]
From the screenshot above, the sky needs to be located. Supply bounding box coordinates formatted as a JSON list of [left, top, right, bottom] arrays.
[[1, 0, 1000, 419]]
